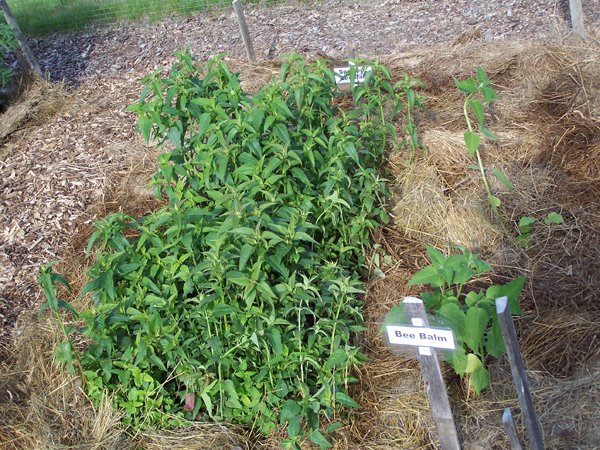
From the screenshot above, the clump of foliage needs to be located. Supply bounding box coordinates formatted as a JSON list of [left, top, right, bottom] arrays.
[[457, 67, 514, 217], [0, 24, 16, 102], [386, 246, 525, 395], [517, 211, 564, 247], [41, 52, 419, 448]]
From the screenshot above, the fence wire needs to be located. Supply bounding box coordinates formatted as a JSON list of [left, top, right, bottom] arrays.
[[7, 0, 246, 34]]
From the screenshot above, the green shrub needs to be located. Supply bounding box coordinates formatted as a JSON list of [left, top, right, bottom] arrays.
[[0, 23, 16, 95], [43, 52, 418, 448]]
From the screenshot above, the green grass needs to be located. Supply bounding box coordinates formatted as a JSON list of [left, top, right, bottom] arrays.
[[7, 0, 229, 35]]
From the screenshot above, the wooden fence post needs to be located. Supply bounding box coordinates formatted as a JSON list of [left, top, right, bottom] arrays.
[[0, 0, 42, 77], [403, 297, 462, 450], [232, 0, 256, 64], [496, 297, 545, 450]]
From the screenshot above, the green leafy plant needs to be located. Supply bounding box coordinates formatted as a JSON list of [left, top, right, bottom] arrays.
[[0, 24, 16, 98], [457, 67, 511, 217], [387, 245, 525, 395], [38, 262, 78, 372], [41, 52, 418, 448], [350, 62, 423, 161], [517, 212, 564, 247]]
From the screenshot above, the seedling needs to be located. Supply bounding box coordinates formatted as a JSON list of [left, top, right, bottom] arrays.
[[517, 212, 565, 247], [397, 245, 525, 395], [457, 67, 512, 217]]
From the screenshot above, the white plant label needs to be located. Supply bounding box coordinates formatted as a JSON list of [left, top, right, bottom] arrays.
[[334, 65, 372, 85], [386, 325, 456, 350]]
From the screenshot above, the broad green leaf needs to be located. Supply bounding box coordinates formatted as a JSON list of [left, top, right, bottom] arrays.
[[463, 131, 481, 157], [465, 352, 484, 374], [488, 194, 501, 208], [437, 302, 466, 337], [212, 304, 239, 317], [480, 125, 498, 141], [544, 212, 564, 225], [518, 216, 536, 233], [344, 141, 359, 163], [138, 116, 152, 142], [327, 422, 344, 433], [408, 266, 444, 287], [198, 113, 212, 136], [456, 78, 478, 94], [491, 168, 514, 191], [226, 271, 250, 287], [486, 276, 525, 315], [469, 99, 485, 125], [273, 124, 290, 144], [426, 245, 446, 268], [470, 366, 490, 395], [268, 328, 283, 356], [103, 270, 116, 300], [485, 315, 505, 358], [335, 392, 360, 408], [481, 86, 497, 105], [279, 400, 301, 422], [446, 345, 468, 377], [476, 66, 491, 87], [309, 429, 332, 449], [238, 244, 255, 271], [324, 348, 348, 369], [464, 307, 490, 352]]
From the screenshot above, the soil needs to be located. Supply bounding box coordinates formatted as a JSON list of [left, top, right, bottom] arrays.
[[0, 0, 598, 366]]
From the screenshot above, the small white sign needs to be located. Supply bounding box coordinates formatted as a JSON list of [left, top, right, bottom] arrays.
[[386, 325, 456, 351], [334, 65, 372, 85]]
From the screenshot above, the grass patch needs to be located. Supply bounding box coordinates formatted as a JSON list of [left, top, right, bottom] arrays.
[[6, 0, 229, 35]]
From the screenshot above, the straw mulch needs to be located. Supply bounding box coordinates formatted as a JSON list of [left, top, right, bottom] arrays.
[[1, 36, 600, 449]]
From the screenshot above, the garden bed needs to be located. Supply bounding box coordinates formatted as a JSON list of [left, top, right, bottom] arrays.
[[1, 25, 599, 450]]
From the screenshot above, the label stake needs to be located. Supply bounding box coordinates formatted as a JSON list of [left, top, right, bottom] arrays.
[[496, 296, 545, 450], [402, 297, 462, 450]]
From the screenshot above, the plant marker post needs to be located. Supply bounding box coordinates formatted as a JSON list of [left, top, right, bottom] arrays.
[[0, 0, 42, 77], [568, 0, 585, 37], [232, 0, 256, 64], [502, 407, 523, 450], [401, 297, 462, 450], [496, 297, 545, 450]]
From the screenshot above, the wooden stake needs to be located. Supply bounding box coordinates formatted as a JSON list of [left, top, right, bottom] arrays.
[[232, 0, 256, 64], [502, 407, 523, 450], [0, 0, 42, 77], [568, 0, 585, 37], [403, 297, 462, 450], [496, 297, 545, 450]]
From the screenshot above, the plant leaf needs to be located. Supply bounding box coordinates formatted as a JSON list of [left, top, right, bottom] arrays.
[[238, 243, 255, 271], [486, 276, 525, 315], [408, 266, 444, 288], [491, 168, 513, 191], [463, 131, 480, 157], [456, 78, 478, 94], [464, 307, 490, 353], [309, 429, 332, 449], [544, 212, 564, 225]]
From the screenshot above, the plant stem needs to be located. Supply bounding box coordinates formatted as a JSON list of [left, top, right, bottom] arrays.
[[463, 95, 497, 217]]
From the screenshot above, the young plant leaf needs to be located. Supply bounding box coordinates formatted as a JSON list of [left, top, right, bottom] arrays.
[[463, 131, 481, 157], [456, 78, 478, 94], [544, 212, 564, 225], [491, 168, 513, 191]]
